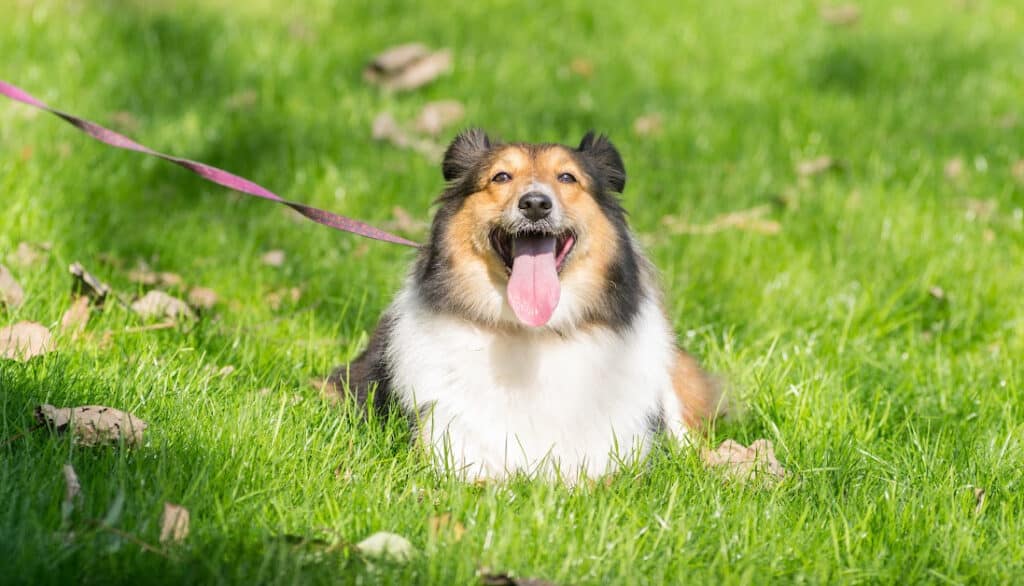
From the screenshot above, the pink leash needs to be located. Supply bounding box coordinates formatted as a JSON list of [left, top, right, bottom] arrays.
[[0, 80, 420, 248]]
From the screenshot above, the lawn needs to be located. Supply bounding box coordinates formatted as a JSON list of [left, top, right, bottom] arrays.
[[2, 0, 1024, 583]]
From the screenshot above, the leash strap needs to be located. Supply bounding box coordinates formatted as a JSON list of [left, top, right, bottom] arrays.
[[0, 80, 420, 248]]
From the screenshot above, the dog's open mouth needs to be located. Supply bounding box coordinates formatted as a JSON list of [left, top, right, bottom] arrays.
[[489, 229, 576, 328]]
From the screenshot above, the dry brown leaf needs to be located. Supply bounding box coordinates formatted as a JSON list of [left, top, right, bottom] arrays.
[[413, 100, 465, 136], [261, 250, 286, 267], [187, 287, 219, 310], [372, 112, 445, 161], [61, 296, 91, 333], [0, 321, 53, 361], [479, 569, 558, 586], [127, 265, 184, 288], [267, 287, 302, 311], [428, 513, 466, 542], [662, 205, 781, 235], [973, 486, 985, 514], [796, 156, 839, 177], [8, 242, 51, 268], [63, 464, 81, 502], [701, 438, 786, 484], [364, 44, 453, 92], [160, 502, 190, 544], [570, 57, 594, 77], [963, 198, 997, 221], [224, 89, 258, 111], [928, 286, 946, 300], [109, 111, 140, 133], [35, 404, 148, 447], [69, 262, 112, 305], [820, 4, 861, 26], [945, 157, 966, 180], [1011, 159, 1024, 184], [0, 264, 25, 308], [131, 290, 196, 321], [633, 113, 664, 137]]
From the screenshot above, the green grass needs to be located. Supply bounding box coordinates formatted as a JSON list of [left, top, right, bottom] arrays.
[[3, 0, 1024, 583]]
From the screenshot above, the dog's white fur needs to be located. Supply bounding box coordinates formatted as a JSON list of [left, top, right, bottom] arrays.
[[386, 282, 689, 482]]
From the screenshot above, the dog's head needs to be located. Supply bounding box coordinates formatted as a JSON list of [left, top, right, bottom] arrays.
[[415, 129, 643, 331]]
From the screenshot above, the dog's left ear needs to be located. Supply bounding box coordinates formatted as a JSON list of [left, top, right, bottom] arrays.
[[443, 128, 492, 181], [577, 131, 626, 193]]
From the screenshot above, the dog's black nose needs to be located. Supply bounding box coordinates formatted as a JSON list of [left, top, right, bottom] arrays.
[[518, 192, 553, 221]]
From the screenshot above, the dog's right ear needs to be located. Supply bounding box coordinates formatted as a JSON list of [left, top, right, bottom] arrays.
[[442, 129, 492, 181]]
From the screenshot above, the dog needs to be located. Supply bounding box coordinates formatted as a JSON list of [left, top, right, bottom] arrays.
[[329, 129, 723, 482]]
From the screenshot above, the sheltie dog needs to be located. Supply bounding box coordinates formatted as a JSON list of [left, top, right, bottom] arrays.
[[329, 129, 723, 482]]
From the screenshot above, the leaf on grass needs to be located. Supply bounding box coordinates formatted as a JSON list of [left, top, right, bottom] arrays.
[[479, 568, 558, 586], [127, 264, 184, 288], [355, 531, 415, 562], [61, 296, 91, 334], [372, 112, 445, 161], [35, 404, 148, 447], [820, 4, 861, 26], [131, 290, 196, 321], [414, 100, 466, 136], [261, 250, 286, 267], [8, 241, 51, 268], [0, 322, 53, 361], [187, 287, 219, 310], [1012, 160, 1024, 184], [701, 439, 786, 485], [945, 157, 966, 181], [796, 155, 840, 177], [963, 198, 997, 221], [633, 113, 664, 137], [428, 513, 465, 542], [224, 89, 258, 111], [972, 486, 985, 514], [63, 464, 81, 502], [661, 205, 781, 235], [0, 264, 25, 308], [160, 502, 190, 544], [569, 57, 594, 77], [69, 262, 113, 305], [267, 287, 302, 311], [364, 43, 453, 91]]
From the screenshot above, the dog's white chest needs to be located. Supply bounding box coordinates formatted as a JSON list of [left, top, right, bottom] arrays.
[[386, 291, 676, 481]]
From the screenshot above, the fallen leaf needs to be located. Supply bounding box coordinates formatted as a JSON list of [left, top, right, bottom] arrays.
[[1011, 160, 1024, 184], [662, 205, 782, 235], [820, 4, 861, 26], [945, 157, 966, 180], [69, 262, 113, 305], [160, 503, 190, 544], [414, 100, 466, 136], [0, 322, 53, 361], [796, 156, 839, 177], [131, 290, 196, 321], [108, 111, 140, 134], [973, 486, 985, 514], [8, 241, 50, 268], [63, 464, 81, 502], [267, 287, 302, 310], [356, 531, 415, 562], [569, 57, 594, 77], [364, 44, 453, 91], [428, 513, 466, 542], [127, 265, 184, 288], [372, 112, 445, 161], [187, 287, 218, 310], [928, 286, 946, 300], [963, 198, 997, 221], [61, 296, 91, 333], [479, 569, 558, 586], [261, 250, 286, 267], [701, 438, 787, 485], [224, 89, 258, 110], [34, 404, 148, 447], [632, 113, 664, 137], [0, 264, 25, 308]]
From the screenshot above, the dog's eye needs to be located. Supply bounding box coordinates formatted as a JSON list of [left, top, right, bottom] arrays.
[[557, 172, 577, 184], [492, 171, 512, 184]]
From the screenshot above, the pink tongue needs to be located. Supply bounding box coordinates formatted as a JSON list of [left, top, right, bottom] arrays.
[[507, 235, 560, 327]]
